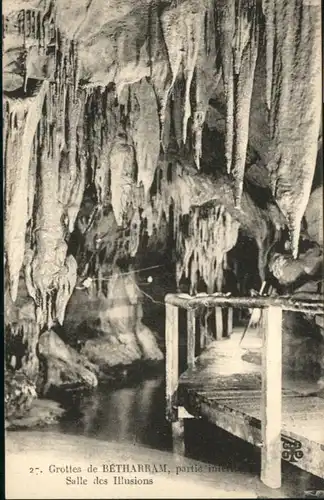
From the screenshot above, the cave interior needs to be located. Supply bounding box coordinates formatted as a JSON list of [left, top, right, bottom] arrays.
[[3, 0, 323, 425]]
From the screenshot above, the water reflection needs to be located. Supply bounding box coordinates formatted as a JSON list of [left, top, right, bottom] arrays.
[[60, 377, 172, 450]]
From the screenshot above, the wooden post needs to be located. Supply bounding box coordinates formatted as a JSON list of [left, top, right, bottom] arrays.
[[172, 419, 185, 456], [165, 302, 185, 455], [199, 312, 207, 350], [226, 307, 233, 337], [261, 306, 283, 489], [165, 303, 179, 421], [215, 307, 223, 340], [187, 309, 196, 369]]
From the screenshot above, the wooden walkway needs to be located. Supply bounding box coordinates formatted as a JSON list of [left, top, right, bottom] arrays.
[[178, 332, 324, 479], [164, 294, 324, 489]]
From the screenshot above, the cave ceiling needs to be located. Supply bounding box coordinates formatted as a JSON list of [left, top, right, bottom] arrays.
[[3, 0, 322, 329]]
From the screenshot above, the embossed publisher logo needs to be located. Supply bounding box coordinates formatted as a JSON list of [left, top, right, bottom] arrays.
[[281, 437, 304, 462], [304, 491, 324, 498]]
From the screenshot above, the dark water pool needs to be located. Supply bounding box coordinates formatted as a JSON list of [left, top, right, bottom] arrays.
[[56, 375, 324, 498], [59, 377, 172, 451]]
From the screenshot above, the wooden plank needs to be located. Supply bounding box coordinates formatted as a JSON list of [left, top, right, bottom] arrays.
[[261, 305, 283, 489], [164, 293, 324, 314], [184, 397, 324, 479], [221, 394, 324, 423], [190, 389, 324, 445], [187, 309, 196, 369], [179, 372, 262, 391], [215, 307, 223, 340], [199, 400, 262, 447], [165, 303, 179, 421]]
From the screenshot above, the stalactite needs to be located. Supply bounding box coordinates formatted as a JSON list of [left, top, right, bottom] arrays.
[[88, 86, 119, 206], [161, 98, 172, 152], [151, 195, 165, 236], [5, 27, 82, 328], [262, 0, 274, 111], [58, 86, 87, 233], [109, 127, 136, 227], [178, 204, 239, 293], [161, 1, 204, 147], [231, 0, 259, 206], [55, 254, 78, 325], [27, 139, 37, 223], [171, 81, 184, 149], [161, 5, 185, 101], [25, 167, 78, 327], [214, 0, 260, 205], [168, 163, 194, 216], [266, 0, 321, 258], [129, 209, 142, 257], [128, 78, 160, 201], [23, 88, 68, 327], [4, 0, 320, 331], [192, 92, 205, 170], [182, 8, 204, 145], [142, 204, 155, 238], [215, 0, 235, 174], [4, 81, 49, 302], [113, 6, 152, 102], [194, 0, 222, 169], [148, 3, 172, 138], [66, 91, 87, 232], [87, 89, 103, 196], [155, 161, 242, 293]]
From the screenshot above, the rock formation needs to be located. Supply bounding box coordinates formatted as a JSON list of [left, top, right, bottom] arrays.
[[3, 0, 323, 423]]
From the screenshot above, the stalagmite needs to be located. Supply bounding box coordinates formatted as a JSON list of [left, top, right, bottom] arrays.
[[5, 81, 48, 302], [266, 0, 322, 258]]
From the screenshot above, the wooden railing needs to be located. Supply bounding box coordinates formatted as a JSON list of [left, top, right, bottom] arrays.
[[165, 293, 324, 489]]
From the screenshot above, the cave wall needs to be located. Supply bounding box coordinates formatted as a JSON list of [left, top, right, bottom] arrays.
[[3, 0, 323, 412]]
